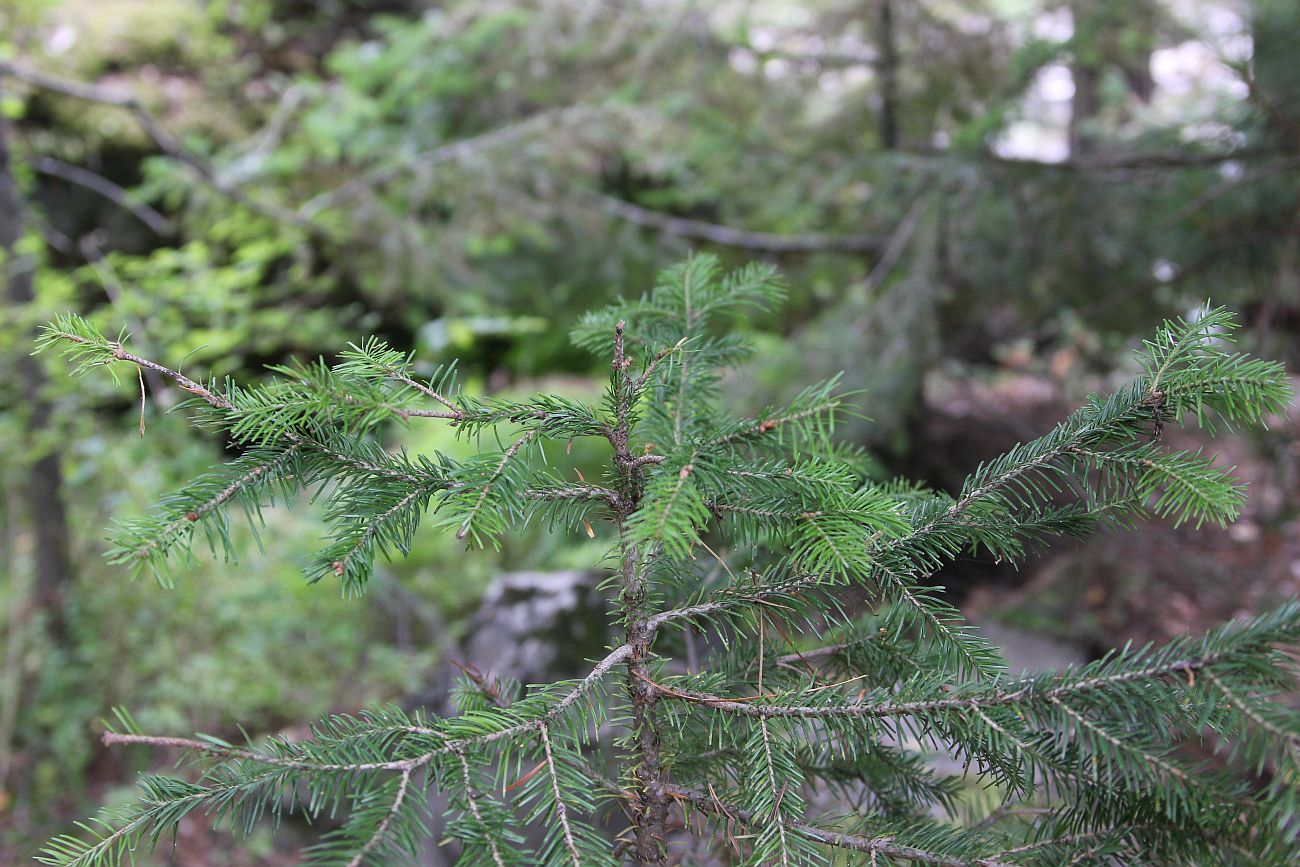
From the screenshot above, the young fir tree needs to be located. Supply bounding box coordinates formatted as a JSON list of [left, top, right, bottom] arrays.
[[35, 256, 1300, 866]]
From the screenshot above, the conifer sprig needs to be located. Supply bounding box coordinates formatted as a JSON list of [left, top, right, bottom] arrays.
[[38, 257, 1299, 865]]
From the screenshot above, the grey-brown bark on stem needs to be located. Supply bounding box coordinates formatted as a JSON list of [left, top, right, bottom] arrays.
[[608, 319, 671, 865]]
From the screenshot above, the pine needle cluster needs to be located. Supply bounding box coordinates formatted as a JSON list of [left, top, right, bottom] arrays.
[[35, 255, 1300, 865]]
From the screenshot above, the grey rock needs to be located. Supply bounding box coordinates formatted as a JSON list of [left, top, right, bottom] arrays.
[[410, 569, 612, 715], [461, 569, 612, 691], [410, 570, 613, 865]]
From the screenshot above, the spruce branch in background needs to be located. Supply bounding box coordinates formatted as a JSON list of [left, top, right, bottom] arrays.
[[35, 256, 1300, 865]]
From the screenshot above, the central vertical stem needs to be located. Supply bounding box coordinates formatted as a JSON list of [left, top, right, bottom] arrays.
[[622, 541, 670, 865], [609, 321, 670, 865]]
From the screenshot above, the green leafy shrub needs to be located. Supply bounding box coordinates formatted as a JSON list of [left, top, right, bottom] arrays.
[[36, 256, 1300, 865]]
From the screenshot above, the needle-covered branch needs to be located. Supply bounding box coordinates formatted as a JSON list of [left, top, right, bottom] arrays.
[[662, 782, 1015, 866], [38, 256, 1300, 865], [37, 316, 612, 590]]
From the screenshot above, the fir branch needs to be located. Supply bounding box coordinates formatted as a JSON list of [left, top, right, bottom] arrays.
[[645, 571, 832, 634], [631, 337, 689, 392], [454, 749, 509, 867], [663, 783, 1013, 866], [626, 449, 705, 559], [540, 723, 584, 866], [989, 829, 1115, 860], [631, 640, 1257, 722], [709, 392, 842, 449], [873, 563, 1005, 677], [775, 639, 870, 670], [757, 719, 794, 865], [324, 476, 446, 591], [37, 769, 289, 867], [1205, 670, 1300, 754], [383, 369, 463, 420], [101, 643, 633, 775], [526, 484, 621, 505], [39, 314, 235, 410], [1047, 697, 1191, 787], [457, 431, 537, 542], [302, 436, 427, 485], [106, 445, 301, 582], [41, 262, 1300, 866], [345, 768, 412, 867]]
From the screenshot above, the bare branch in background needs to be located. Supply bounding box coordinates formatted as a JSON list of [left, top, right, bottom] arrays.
[[1159, 155, 1300, 229], [0, 62, 325, 239], [862, 191, 934, 296], [33, 157, 173, 236], [298, 103, 609, 219], [594, 193, 883, 254]]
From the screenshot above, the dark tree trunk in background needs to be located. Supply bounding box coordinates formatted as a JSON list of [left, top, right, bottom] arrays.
[[0, 75, 71, 642], [875, 0, 900, 149], [1068, 0, 1157, 159], [1068, 61, 1100, 159], [1067, 0, 1106, 159]]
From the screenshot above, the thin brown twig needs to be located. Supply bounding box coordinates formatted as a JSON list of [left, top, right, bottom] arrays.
[[449, 660, 506, 708], [50, 329, 235, 411], [136, 366, 146, 437]]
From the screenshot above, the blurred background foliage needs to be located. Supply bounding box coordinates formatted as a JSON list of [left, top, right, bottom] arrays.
[[1, 0, 1298, 861]]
